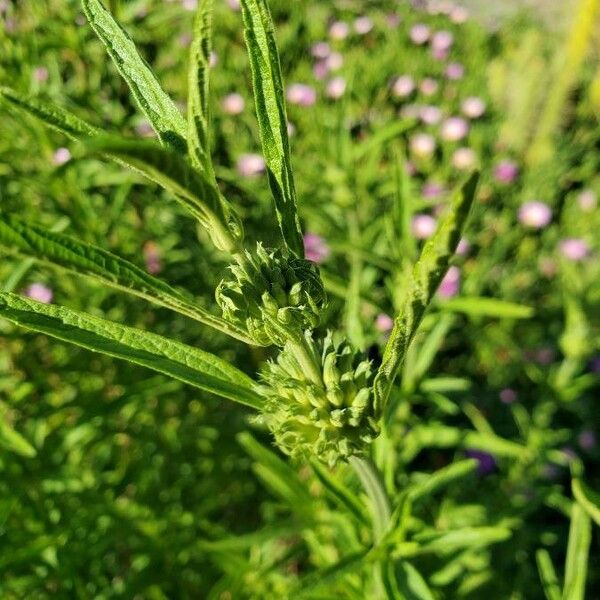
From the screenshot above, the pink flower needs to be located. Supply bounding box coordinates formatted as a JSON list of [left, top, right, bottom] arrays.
[[237, 154, 265, 177], [354, 16, 373, 35], [412, 214, 437, 239], [135, 120, 155, 137], [559, 238, 590, 261], [409, 133, 436, 158], [431, 30, 454, 51], [518, 201, 552, 229], [143, 241, 162, 274], [461, 96, 486, 119], [577, 189, 597, 212], [329, 21, 350, 40], [450, 6, 469, 23], [431, 47, 449, 61], [440, 117, 469, 142], [226, 0, 241, 10], [209, 51, 218, 68], [181, 0, 197, 11], [419, 77, 439, 96], [456, 238, 471, 255], [392, 75, 415, 98], [452, 147, 476, 170], [52, 147, 71, 166], [437, 266, 460, 298], [311, 42, 331, 59], [445, 62, 464, 80], [375, 313, 394, 333], [578, 430, 596, 451], [326, 52, 343, 71], [410, 23, 430, 44], [221, 93, 245, 115], [499, 388, 517, 404], [303, 233, 330, 263], [313, 61, 329, 80], [34, 67, 49, 83], [422, 181, 445, 199], [419, 105, 442, 125], [25, 283, 53, 304], [386, 13, 401, 28], [326, 77, 346, 100], [493, 160, 519, 184], [287, 83, 317, 106]]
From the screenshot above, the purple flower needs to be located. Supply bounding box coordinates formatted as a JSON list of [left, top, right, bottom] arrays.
[[493, 160, 519, 184], [303, 233, 330, 263], [412, 214, 437, 239], [237, 154, 265, 178], [375, 313, 394, 333], [313, 61, 329, 80], [354, 16, 373, 35], [438, 266, 460, 298], [559, 238, 590, 261], [33, 66, 49, 83], [329, 21, 350, 40], [386, 13, 401, 28], [431, 30, 454, 51], [452, 147, 476, 170], [578, 430, 596, 451], [326, 77, 346, 100], [518, 201, 552, 229], [409, 23, 430, 44], [445, 62, 464, 80], [440, 117, 469, 142], [577, 189, 597, 212], [419, 105, 442, 125], [589, 356, 600, 373], [392, 75, 416, 98], [287, 83, 317, 106], [221, 93, 245, 115], [419, 77, 439, 96], [25, 283, 53, 304], [410, 133, 436, 158], [456, 237, 471, 255], [465, 449, 497, 475], [461, 96, 486, 119], [311, 41, 331, 59], [143, 241, 162, 274], [52, 147, 71, 166], [422, 181, 445, 199], [499, 388, 517, 404]]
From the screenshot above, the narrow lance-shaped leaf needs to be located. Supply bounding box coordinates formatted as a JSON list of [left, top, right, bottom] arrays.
[[536, 549, 561, 600], [572, 478, 600, 526], [187, 0, 215, 178], [85, 137, 243, 254], [0, 212, 254, 344], [0, 409, 36, 458], [373, 171, 479, 414], [562, 503, 591, 600], [81, 0, 187, 150], [0, 293, 263, 409], [239, 0, 304, 257]]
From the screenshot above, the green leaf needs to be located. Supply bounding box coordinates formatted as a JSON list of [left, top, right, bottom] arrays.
[[536, 549, 561, 600], [572, 478, 600, 526], [393, 562, 435, 600], [187, 0, 215, 178], [0, 411, 36, 458], [562, 503, 591, 600], [410, 526, 512, 556], [407, 459, 478, 502], [239, 0, 304, 257], [373, 171, 479, 414], [0, 293, 262, 409], [0, 211, 253, 344], [85, 137, 242, 254], [440, 296, 535, 319], [0, 86, 99, 139], [81, 0, 187, 150]]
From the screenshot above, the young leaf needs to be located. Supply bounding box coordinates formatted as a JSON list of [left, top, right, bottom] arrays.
[[239, 0, 304, 257], [0, 411, 36, 458], [373, 171, 479, 414], [407, 459, 478, 502], [572, 478, 600, 526], [0, 86, 100, 139], [536, 549, 561, 600], [392, 562, 435, 600], [0, 212, 253, 344], [0, 293, 262, 409], [81, 0, 187, 149], [562, 503, 591, 600], [85, 137, 243, 254], [410, 526, 512, 556], [440, 296, 535, 319], [188, 0, 215, 178]]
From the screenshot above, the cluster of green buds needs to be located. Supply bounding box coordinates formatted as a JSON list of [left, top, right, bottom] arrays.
[[216, 243, 326, 347], [258, 331, 379, 466]]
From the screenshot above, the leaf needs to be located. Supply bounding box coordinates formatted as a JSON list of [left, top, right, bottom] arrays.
[[0, 411, 36, 457], [373, 171, 479, 415], [187, 0, 215, 178], [0, 86, 100, 139], [0, 211, 253, 344], [239, 0, 304, 257], [562, 503, 591, 600], [393, 562, 435, 600], [410, 526, 512, 556], [572, 478, 600, 526], [440, 296, 534, 319], [85, 137, 242, 254], [407, 459, 478, 502], [536, 549, 561, 600], [81, 0, 187, 150], [0, 293, 262, 409]]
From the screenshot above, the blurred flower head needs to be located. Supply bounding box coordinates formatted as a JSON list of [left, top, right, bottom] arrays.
[[25, 283, 53, 304], [386, 13, 401, 28], [461, 96, 486, 119], [181, 0, 197, 11], [287, 83, 317, 106], [410, 23, 430, 44], [578, 430, 596, 451], [465, 449, 497, 475], [326, 51, 344, 71], [440, 116, 469, 141], [326, 77, 346, 100], [438, 265, 460, 298], [445, 62, 464, 80], [559, 238, 590, 261], [311, 41, 331, 59], [422, 181, 445, 199], [329, 21, 350, 40], [577, 189, 597, 212], [221, 92, 245, 115], [33, 66, 49, 83], [452, 147, 476, 170], [410, 132, 436, 158], [226, 0, 241, 10], [412, 214, 437, 239], [431, 30, 454, 51], [52, 147, 71, 166], [450, 5, 470, 23], [392, 75, 416, 98], [420, 105, 442, 125], [493, 160, 519, 184], [518, 201, 552, 229], [499, 388, 517, 404], [456, 237, 471, 255], [143, 241, 162, 274], [209, 51, 218, 68], [303, 233, 330, 263], [354, 16, 373, 35], [375, 313, 394, 333], [419, 77, 439, 96], [237, 154, 265, 178]]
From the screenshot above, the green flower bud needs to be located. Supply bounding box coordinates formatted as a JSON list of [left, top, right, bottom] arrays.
[[216, 244, 326, 346], [258, 331, 379, 465]]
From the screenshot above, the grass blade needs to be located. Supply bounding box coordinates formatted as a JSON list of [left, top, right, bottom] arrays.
[[562, 503, 591, 600], [0, 212, 253, 344], [0, 293, 262, 409], [82, 0, 187, 150], [239, 0, 304, 257], [373, 172, 479, 414], [536, 549, 561, 600], [440, 297, 535, 319]]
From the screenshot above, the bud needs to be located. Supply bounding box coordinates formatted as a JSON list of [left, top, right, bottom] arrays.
[[259, 332, 379, 465], [216, 244, 326, 346]]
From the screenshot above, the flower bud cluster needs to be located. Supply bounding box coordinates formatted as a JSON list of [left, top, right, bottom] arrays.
[[216, 244, 326, 346], [259, 332, 379, 465]]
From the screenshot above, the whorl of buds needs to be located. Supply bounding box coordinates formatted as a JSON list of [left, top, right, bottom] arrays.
[[216, 244, 326, 346], [258, 332, 379, 465]]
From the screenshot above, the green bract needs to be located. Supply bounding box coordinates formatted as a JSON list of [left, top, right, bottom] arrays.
[[216, 244, 326, 347], [259, 331, 379, 465]]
